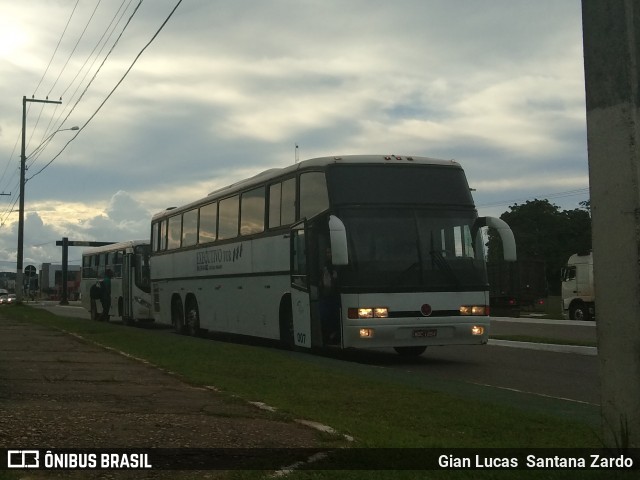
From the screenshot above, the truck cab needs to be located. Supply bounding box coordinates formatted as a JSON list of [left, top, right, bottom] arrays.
[[561, 252, 595, 321]]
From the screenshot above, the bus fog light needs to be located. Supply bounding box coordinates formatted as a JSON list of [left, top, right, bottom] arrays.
[[471, 325, 485, 336], [359, 328, 375, 338]]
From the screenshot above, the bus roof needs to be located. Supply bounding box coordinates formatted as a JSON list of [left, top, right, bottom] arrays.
[[81, 239, 149, 256], [152, 155, 459, 220]]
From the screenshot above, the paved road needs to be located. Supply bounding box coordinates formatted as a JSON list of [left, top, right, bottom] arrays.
[[36, 303, 598, 348], [31, 303, 600, 420], [290, 342, 600, 429], [490, 316, 597, 347]]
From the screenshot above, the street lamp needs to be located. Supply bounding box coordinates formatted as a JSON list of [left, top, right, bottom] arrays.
[[27, 126, 80, 161], [16, 94, 77, 303]]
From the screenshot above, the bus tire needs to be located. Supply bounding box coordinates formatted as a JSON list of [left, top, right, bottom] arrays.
[[185, 296, 200, 336], [279, 295, 294, 349], [394, 346, 427, 357], [171, 295, 185, 334]]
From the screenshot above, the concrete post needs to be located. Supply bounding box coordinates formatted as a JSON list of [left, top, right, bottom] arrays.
[[582, 0, 640, 448]]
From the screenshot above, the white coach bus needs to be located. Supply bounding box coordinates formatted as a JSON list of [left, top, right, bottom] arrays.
[[81, 240, 153, 323], [150, 155, 516, 356]]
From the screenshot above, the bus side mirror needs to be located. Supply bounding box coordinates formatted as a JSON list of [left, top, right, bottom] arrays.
[[329, 215, 349, 266], [473, 216, 517, 261]]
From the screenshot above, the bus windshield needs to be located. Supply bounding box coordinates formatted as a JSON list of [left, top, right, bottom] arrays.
[[337, 207, 487, 291]]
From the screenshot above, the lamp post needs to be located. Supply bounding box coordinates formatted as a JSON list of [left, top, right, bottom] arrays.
[[16, 95, 76, 303], [28, 126, 79, 160]]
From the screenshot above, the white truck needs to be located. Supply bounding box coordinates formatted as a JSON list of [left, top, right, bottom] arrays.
[[561, 252, 595, 321]]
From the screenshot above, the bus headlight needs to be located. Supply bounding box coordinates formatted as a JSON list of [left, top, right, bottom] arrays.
[[374, 307, 389, 318], [460, 305, 489, 316], [348, 307, 389, 319]]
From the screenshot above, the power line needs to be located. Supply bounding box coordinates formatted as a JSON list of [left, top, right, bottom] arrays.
[[57, 0, 133, 101], [1, 0, 183, 231], [32, 0, 80, 97], [477, 187, 590, 209], [46, 0, 103, 98], [29, 1, 138, 173], [28, 0, 184, 182], [39, 0, 141, 144]]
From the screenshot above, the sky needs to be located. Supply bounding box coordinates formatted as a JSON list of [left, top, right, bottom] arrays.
[[0, 0, 589, 270]]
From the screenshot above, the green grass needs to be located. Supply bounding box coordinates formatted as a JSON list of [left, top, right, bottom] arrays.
[[1, 306, 628, 480]]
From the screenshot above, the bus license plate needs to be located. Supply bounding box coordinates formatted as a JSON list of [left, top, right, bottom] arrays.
[[413, 329, 437, 338]]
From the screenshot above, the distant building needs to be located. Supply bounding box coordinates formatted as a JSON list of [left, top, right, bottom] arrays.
[[0, 272, 16, 293], [40, 263, 81, 300]]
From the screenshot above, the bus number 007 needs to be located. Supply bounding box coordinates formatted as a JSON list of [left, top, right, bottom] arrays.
[[296, 333, 306, 344]]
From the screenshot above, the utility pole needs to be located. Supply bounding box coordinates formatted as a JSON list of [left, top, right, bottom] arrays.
[[582, 1, 640, 448], [17, 96, 61, 303]]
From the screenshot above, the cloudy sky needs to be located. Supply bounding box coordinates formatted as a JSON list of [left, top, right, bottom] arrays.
[[0, 0, 588, 269]]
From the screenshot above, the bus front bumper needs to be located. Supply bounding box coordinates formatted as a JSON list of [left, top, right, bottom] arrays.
[[342, 319, 490, 349]]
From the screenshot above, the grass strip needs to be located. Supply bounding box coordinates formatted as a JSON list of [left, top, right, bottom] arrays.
[[1, 306, 626, 480], [490, 335, 597, 348]]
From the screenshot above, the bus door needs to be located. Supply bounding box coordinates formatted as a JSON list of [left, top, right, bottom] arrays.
[[122, 253, 133, 323], [290, 221, 313, 349]]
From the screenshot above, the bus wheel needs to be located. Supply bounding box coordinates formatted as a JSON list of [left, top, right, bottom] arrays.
[[185, 298, 200, 336], [171, 296, 184, 334], [394, 346, 427, 357], [279, 295, 294, 349]]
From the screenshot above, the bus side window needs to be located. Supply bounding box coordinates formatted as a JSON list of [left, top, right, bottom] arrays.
[[218, 195, 240, 240], [113, 250, 123, 278], [182, 209, 198, 247], [300, 172, 329, 220], [281, 177, 296, 225], [92, 254, 100, 278], [199, 202, 217, 244], [105, 252, 113, 276], [269, 183, 282, 229], [82, 255, 94, 278], [151, 223, 156, 252], [240, 186, 265, 236], [167, 215, 182, 250], [160, 220, 168, 251], [98, 253, 106, 278]]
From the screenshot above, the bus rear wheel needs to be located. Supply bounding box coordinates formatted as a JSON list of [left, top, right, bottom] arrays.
[[394, 346, 427, 357]]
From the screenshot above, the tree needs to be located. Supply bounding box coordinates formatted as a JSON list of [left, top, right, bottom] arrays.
[[487, 199, 592, 294]]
